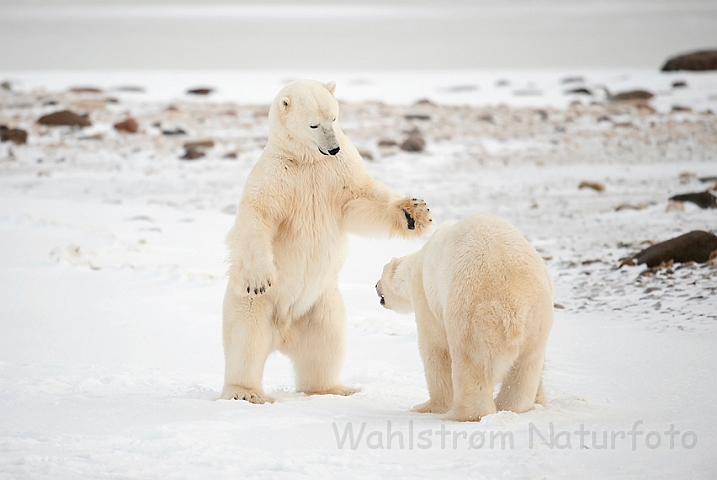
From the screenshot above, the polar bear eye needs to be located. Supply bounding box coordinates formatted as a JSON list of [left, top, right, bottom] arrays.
[[310, 124, 319, 129]]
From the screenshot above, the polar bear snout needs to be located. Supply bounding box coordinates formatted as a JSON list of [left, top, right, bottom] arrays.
[[375, 281, 386, 306], [328, 146, 340, 155]]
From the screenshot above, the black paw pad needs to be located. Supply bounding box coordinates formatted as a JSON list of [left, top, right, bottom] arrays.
[[403, 209, 416, 230]]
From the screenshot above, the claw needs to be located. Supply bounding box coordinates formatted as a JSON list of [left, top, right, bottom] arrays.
[[403, 209, 416, 230]]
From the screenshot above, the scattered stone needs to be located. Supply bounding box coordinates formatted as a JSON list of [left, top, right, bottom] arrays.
[[669, 191, 717, 209], [495, 79, 510, 87], [697, 175, 717, 183], [578, 181, 605, 192], [115, 86, 146, 93], [37, 110, 91, 127], [672, 80, 687, 88], [358, 149, 374, 161], [184, 139, 214, 150], [404, 114, 431, 121], [679, 171, 696, 184], [378, 139, 397, 147], [560, 76, 585, 84], [665, 201, 685, 212], [564, 88, 592, 95], [223, 152, 238, 159], [604, 88, 654, 103], [187, 87, 214, 95], [69, 86, 102, 94], [399, 135, 425, 152], [162, 128, 187, 136], [661, 50, 717, 71], [671, 105, 692, 113], [615, 203, 647, 211], [413, 98, 436, 106], [553, 303, 565, 309], [1, 81, 11, 91], [630, 231, 717, 267], [181, 147, 205, 160], [113, 118, 139, 133], [181, 139, 214, 160], [0, 126, 28, 145]]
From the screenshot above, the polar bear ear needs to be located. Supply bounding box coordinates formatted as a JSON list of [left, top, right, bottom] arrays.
[[325, 81, 336, 96], [280, 96, 291, 112]]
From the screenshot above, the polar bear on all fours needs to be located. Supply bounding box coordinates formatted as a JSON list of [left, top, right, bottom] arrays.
[[376, 214, 554, 422], [220, 79, 432, 403]]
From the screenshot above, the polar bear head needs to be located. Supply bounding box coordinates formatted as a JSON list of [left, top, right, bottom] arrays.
[[376, 257, 414, 314], [268, 79, 341, 157]]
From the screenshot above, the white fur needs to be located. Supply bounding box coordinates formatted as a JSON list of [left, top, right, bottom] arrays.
[[377, 214, 553, 421], [221, 80, 432, 403]]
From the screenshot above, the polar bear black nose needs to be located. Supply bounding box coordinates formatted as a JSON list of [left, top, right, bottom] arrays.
[[328, 146, 340, 156]]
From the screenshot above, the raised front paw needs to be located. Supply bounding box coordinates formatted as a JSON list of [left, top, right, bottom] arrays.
[[230, 260, 276, 297], [396, 197, 432, 235]]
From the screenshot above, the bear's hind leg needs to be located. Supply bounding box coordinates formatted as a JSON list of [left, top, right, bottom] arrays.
[[282, 287, 358, 396], [494, 348, 545, 414], [220, 286, 276, 404]]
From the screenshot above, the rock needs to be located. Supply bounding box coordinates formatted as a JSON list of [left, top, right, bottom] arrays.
[[578, 181, 605, 192], [357, 149, 373, 161], [631, 231, 717, 267], [564, 88, 592, 95], [560, 76, 585, 84], [181, 147, 205, 160], [187, 87, 214, 95], [114, 118, 139, 133], [37, 110, 91, 127], [668, 191, 717, 209], [0, 126, 28, 145], [661, 50, 717, 72], [1, 81, 11, 91], [615, 203, 647, 211], [698, 175, 717, 183], [378, 139, 397, 147], [604, 88, 654, 102], [162, 127, 187, 136], [404, 114, 431, 121], [672, 80, 687, 88], [671, 105, 692, 113], [665, 201, 685, 212], [69, 86, 102, 94], [181, 139, 214, 160], [399, 135, 425, 152]]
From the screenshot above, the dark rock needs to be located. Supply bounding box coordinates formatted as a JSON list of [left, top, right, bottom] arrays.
[[115, 86, 146, 93], [187, 87, 214, 95], [698, 175, 717, 183], [114, 118, 139, 133], [37, 110, 91, 127], [604, 88, 654, 102], [0, 126, 28, 145], [1, 81, 11, 91], [184, 139, 214, 150], [404, 114, 431, 121], [399, 135, 425, 152], [661, 50, 717, 72], [578, 181, 605, 192], [70, 86, 102, 94], [669, 191, 717, 209], [671, 105, 692, 112], [672, 80, 687, 88], [560, 76, 585, 84], [632, 231, 717, 267], [378, 139, 397, 147], [181, 147, 205, 160], [162, 128, 187, 136], [564, 88, 592, 95], [181, 139, 214, 160]]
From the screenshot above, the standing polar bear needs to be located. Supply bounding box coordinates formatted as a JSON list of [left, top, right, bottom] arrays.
[[221, 80, 432, 403], [376, 214, 553, 422]]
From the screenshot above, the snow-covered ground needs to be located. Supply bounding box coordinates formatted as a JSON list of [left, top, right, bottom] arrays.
[[1, 68, 716, 479]]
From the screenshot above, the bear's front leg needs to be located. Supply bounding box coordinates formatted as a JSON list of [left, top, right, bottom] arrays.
[[220, 285, 277, 404]]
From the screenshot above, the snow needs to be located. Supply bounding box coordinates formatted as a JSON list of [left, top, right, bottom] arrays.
[[1, 68, 715, 479]]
